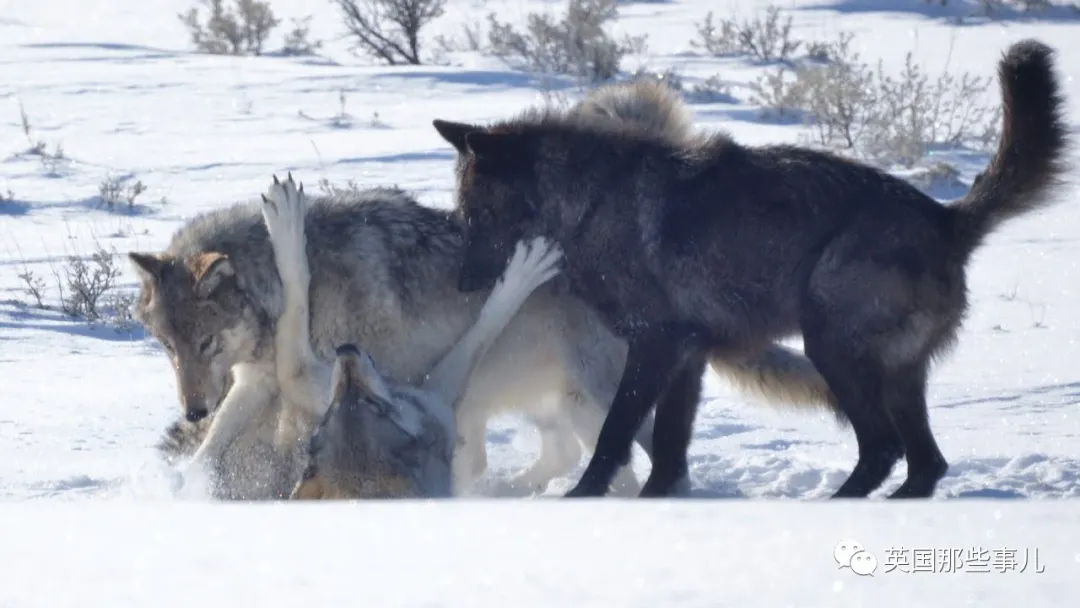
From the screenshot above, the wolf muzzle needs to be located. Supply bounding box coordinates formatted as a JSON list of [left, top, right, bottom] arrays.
[[185, 407, 209, 422]]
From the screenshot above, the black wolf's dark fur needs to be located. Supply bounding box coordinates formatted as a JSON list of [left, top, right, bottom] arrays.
[[434, 40, 1070, 499]]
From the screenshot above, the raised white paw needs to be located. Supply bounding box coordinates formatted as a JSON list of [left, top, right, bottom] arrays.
[[260, 172, 309, 283], [500, 236, 563, 293]]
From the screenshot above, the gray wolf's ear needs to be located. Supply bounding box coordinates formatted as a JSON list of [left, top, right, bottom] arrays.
[[464, 131, 532, 174], [129, 252, 165, 282], [189, 252, 236, 299], [433, 119, 481, 154]]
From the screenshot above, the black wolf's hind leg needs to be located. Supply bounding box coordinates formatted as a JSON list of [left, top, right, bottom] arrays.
[[801, 325, 904, 498], [565, 325, 691, 498], [640, 347, 706, 497], [884, 364, 948, 499]]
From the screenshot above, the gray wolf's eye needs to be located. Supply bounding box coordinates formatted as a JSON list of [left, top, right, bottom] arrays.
[[198, 335, 216, 356]]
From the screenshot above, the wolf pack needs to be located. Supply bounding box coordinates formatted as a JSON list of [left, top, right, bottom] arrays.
[[133, 39, 1070, 501]]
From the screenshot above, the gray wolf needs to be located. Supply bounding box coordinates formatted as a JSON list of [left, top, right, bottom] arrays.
[[139, 80, 838, 500], [432, 39, 1070, 499], [135, 184, 637, 499], [257, 173, 563, 499]]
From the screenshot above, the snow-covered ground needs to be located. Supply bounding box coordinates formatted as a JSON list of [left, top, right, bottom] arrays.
[[2, 0, 1079, 604], [2, 500, 1078, 607]]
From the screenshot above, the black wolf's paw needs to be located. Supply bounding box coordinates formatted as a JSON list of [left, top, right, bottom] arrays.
[[563, 481, 608, 499]]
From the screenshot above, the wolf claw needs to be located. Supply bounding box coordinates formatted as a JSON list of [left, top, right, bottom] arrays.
[[261, 172, 310, 286], [501, 236, 563, 293]]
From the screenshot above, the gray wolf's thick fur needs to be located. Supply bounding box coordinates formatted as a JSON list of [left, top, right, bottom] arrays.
[[143, 79, 838, 500], [433, 40, 1070, 499], [259, 174, 561, 499]]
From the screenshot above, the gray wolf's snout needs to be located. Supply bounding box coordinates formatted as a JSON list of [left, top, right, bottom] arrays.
[[335, 343, 363, 359], [332, 344, 367, 395], [185, 407, 209, 422]]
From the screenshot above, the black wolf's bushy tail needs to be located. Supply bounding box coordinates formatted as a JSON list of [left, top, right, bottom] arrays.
[[952, 39, 1070, 257], [708, 345, 847, 425]]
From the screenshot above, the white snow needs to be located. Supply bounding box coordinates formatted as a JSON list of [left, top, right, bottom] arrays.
[[2, 501, 1079, 607], [1, 0, 1079, 604]]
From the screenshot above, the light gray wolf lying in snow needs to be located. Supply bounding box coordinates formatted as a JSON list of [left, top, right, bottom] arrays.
[[257, 175, 561, 498], [142, 78, 837, 500]]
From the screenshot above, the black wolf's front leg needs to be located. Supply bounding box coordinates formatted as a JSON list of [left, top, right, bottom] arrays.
[[639, 345, 707, 497], [565, 324, 698, 498]]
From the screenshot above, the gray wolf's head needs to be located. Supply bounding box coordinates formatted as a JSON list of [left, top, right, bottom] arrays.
[[290, 344, 416, 500], [128, 250, 266, 423]]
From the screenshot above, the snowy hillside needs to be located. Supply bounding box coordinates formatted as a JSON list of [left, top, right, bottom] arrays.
[[1, 0, 1079, 604]]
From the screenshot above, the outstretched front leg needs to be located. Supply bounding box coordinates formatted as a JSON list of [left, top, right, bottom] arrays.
[[185, 362, 276, 477], [261, 174, 332, 421], [422, 236, 563, 406]]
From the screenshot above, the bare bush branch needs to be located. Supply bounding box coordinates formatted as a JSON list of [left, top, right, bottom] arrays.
[[105, 290, 138, 335], [98, 175, 147, 213], [691, 6, 800, 63], [433, 20, 486, 54], [12, 239, 137, 332], [748, 67, 808, 120], [332, 0, 446, 65], [18, 103, 46, 155], [686, 74, 737, 104], [15, 104, 70, 175], [862, 52, 999, 167], [60, 247, 123, 324], [180, 0, 280, 56], [690, 12, 738, 56], [39, 143, 70, 177], [282, 16, 322, 56], [791, 33, 878, 150], [17, 271, 47, 309], [486, 0, 647, 83], [747, 32, 1000, 169], [318, 177, 365, 198]]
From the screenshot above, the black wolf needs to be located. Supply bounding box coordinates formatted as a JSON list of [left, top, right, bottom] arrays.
[[432, 40, 1070, 499]]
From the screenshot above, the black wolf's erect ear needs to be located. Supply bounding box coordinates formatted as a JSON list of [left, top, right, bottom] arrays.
[[129, 252, 166, 282], [432, 119, 481, 154], [464, 131, 532, 174], [189, 252, 236, 299]]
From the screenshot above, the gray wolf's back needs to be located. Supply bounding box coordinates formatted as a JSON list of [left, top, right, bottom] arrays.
[[166, 187, 461, 301], [165, 188, 470, 368]]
